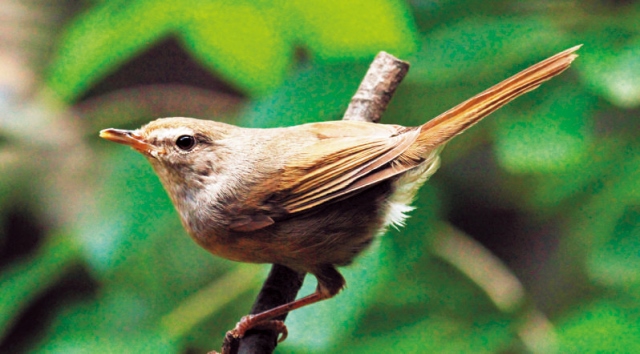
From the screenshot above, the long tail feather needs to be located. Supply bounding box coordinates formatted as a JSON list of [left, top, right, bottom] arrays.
[[417, 45, 581, 148]]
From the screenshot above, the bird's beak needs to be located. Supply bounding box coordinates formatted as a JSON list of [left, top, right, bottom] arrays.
[[100, 128, 157, 155]]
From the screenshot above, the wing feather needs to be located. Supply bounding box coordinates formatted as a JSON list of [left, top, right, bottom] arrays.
[[273, 126, 423, 214]]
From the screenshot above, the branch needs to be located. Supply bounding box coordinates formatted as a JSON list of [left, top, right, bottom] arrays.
[[234, 265, 304, 354], [219, 52, 410, 354], [343, 52, 410, 123]]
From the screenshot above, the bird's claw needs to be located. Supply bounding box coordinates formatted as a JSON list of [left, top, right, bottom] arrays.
[[230, 315, 289, 343]]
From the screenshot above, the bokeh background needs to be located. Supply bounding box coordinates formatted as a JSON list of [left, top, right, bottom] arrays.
[[1, 0, 638, 353]]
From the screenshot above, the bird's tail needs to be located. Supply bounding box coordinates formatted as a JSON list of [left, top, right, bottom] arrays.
[[416, 45, 581, 149]]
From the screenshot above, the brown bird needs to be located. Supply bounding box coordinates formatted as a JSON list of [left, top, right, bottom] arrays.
[[100, 45, 580, 340]]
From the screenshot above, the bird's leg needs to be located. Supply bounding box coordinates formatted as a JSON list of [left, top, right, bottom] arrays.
[[230, 264, 345, 342], [231, 290, 327, 342]]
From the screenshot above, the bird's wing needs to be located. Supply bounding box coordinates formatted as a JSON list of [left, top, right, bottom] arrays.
[[228, 121, 426, 231]]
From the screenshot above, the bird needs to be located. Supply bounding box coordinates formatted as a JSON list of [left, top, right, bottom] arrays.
[[100, 45, 580, 341]]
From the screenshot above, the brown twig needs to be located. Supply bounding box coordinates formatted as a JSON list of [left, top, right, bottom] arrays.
[[218, 51, 410, 354], [343, 52, 410, 123]]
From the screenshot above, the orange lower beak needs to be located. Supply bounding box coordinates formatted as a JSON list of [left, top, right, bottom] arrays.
[[100, 128, 156, 154]]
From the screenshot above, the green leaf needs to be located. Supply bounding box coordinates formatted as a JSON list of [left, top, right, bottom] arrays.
[[46, 0, 418, 101], [239, 61, 369, 128], [0, 234, 80, 341], [411, 16, 570, 86], [557, 301, 640, 353], [179, 1, 293, 96], [494, 86, 594, 174], [347, 315, 512, 353], [34, 285, 182, 353], [587, 206, 640, 288], [290, 0, 417, 61], [76, 148, 176, 274], [36, 322, 179, 354], [524, 144, 611, 209], [46, 0, 178, 102], [578, 39, 640, 108], [559, 149, 640, 291]]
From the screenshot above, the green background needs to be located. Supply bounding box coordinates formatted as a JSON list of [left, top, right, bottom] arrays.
[[1, 0, 638, 353]]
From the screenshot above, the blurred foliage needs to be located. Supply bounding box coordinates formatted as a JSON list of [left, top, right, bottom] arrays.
[[47, 0, 417, 100], [1, 0, 639, 353]]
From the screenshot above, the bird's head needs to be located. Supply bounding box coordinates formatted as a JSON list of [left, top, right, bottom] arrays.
[[100, 117, 234, 195]]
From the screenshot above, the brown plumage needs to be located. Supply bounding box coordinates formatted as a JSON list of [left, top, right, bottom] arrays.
[[100, 45, 580, 339]]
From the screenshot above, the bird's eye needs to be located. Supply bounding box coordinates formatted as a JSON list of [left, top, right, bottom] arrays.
[[175, 135, 196, 151]]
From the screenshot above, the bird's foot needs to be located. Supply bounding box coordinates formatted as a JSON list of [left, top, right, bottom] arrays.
[[230, 315, 289, 343]]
